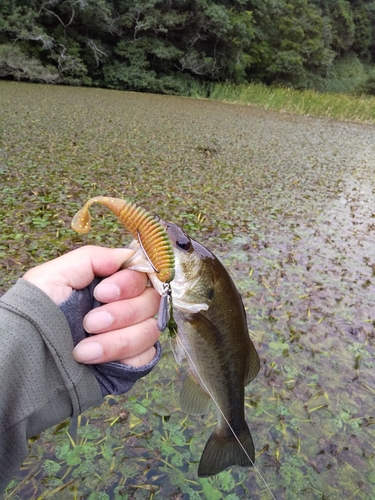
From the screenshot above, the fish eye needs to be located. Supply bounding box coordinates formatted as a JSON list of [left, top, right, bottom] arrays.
[[176, 237, 192, 252], [166, 222, 193, 252]]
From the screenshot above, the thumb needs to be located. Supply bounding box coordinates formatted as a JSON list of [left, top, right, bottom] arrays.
[[23, 246, 134, 305]]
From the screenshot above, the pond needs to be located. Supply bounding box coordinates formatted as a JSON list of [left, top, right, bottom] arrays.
[[1, 81, 375, 499]]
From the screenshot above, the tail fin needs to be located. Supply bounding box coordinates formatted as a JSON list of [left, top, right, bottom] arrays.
[[198, 422, 255, 477]]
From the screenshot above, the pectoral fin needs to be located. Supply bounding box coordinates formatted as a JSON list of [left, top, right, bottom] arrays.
[[244, 340, 261, 386], [170, 335, 185, 364], [180, 372, 212, 415]]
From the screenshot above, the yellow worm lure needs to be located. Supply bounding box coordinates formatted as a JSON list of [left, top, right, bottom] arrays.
[[71, 196, 175, 283]]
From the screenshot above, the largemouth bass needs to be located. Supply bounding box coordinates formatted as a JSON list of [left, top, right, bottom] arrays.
[[126, 219, 260, 477]]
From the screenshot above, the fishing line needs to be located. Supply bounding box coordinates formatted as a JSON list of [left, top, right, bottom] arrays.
[[175, 334, 276, 500]]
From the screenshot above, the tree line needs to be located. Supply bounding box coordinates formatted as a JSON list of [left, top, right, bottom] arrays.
[[1, 0, 374, 94]]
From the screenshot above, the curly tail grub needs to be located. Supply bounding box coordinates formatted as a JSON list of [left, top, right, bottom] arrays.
[[71, 196, 175, 282]]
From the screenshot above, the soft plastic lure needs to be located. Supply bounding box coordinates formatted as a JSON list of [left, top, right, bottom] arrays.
[[71, 196, 175, 283]]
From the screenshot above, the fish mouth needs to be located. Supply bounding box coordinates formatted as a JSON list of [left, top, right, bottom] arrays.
[[153, 215, 170, 230]]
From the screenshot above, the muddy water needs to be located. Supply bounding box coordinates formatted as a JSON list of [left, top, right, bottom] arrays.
[[1, 82, 375, 499]]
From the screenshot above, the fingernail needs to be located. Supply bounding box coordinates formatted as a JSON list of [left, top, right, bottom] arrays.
[[73, 342, 103, 363], [84, 310, 113, 332], [94, 283, 120, 301]]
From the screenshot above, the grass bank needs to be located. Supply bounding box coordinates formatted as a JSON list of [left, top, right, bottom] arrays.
[[190, 81, 375, 124]]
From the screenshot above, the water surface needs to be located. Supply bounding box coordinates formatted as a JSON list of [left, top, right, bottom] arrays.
[[1, 82, 375, 499]]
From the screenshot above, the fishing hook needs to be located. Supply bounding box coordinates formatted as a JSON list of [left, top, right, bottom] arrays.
[[137, 229, 160, 273]]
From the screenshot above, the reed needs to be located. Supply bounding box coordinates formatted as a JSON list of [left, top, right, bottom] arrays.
[[190, 81, 375, 124]]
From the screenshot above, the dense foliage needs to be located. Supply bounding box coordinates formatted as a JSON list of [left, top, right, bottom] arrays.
[[0, 0, 375, 93]]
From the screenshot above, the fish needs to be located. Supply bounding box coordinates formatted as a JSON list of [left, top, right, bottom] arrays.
[[125, 218, 260, 477]]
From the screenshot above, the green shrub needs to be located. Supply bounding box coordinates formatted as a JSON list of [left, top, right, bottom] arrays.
[[355, 68, 375, 96], [322, 53, 368, 94]]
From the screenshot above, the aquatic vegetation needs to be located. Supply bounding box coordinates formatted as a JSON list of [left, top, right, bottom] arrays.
[[1, 81, 375, 499]]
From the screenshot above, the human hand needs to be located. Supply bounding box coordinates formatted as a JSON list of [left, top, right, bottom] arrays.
[[23, 246, 160, 367]]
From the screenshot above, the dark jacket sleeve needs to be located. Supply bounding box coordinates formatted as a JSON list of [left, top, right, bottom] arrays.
[[0, 278, 161, 492], [0, 279, 102, 491]]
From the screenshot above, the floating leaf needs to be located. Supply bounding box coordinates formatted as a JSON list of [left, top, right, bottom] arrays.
[[42, 459, 61, 476]]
